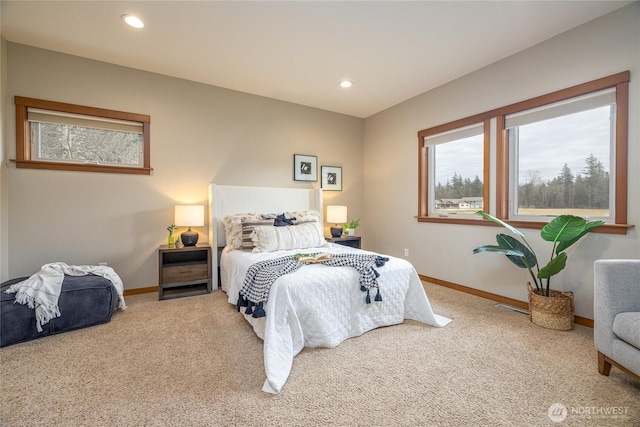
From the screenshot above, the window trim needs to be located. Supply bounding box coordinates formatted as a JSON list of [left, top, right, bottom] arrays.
[[13, 96, 152, 175], [417, 71, 632, 235]]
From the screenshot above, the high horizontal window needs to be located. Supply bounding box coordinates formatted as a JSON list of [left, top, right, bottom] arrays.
[[14, 97, 152, 175], [418, 71, 631, 234]]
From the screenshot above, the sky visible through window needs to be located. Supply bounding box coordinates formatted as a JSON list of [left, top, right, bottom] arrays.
[[434, 106, 610, 190], [516, 106, 610, 184], [434, 133, 484, 189]]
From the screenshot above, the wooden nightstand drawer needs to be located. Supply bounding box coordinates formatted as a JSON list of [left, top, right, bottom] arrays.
[[163, 263, 208, 283], [158, 244, 212, 300]]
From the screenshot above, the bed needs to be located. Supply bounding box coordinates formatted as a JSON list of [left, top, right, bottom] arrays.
[[208, 184, 451, 393]]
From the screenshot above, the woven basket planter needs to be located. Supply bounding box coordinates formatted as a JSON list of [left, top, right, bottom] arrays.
[[527, 282, 574, 331]]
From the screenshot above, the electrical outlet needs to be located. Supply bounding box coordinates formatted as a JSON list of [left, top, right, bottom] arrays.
[[98, 262, 108, 266], [404, 248, 409, 257]]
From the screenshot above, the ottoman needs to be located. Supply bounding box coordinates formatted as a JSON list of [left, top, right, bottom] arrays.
[[1, 274, 119, 347]]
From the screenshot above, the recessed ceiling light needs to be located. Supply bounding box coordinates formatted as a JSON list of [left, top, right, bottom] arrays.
[[122, 14, 144, 29], [339, 80, 353, 88]]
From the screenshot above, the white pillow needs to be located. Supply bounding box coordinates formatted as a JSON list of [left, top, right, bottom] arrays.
[[251, 222, 326, 252], [288, 209, 321, 223]]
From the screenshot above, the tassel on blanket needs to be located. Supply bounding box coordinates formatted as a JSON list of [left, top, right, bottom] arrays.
[[237, 296, 249, 312], [13, 292, 61, 332], [366, 289, 371, 304], [375, 288, 382, 302], [252, 302, 266, 318], [375, 256, 389, 267], [245, 302, 254, 315]]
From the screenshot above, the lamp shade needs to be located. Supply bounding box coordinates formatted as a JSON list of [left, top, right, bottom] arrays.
[[326, 205, 347, 224], [175, 205, 205, 227], [174, 205, 204, 246]]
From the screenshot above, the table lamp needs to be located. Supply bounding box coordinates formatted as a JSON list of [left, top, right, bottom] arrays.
[[327, 205, 347, 238], [175, 205, 205, 246]]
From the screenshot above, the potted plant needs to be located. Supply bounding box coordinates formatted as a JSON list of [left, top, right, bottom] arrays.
[[472, 211, 603, 330], [343, 218, 361, 237], [167, 224, 177, 248]]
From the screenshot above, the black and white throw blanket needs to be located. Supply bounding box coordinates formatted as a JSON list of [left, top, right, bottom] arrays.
[[237, 253, 389, 318]]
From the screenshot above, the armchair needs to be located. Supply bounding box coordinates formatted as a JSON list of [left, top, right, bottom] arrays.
[[593, 259, 640, 381]]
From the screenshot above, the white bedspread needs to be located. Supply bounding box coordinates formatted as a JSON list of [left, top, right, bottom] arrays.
[[221, 243, 451, 394]]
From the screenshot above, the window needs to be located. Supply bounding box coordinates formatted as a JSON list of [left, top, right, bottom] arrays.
[[14, 97, 151, 175], [420, 120, 488, 219], [506, 89, 615, 222], [418, 71, 630, 234]]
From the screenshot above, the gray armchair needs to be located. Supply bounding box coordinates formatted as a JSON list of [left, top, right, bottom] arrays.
[[594, 259, 640, 381]]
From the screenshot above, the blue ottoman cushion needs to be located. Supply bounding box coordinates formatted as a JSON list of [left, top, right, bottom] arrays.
[[1, 274, 119, 347]]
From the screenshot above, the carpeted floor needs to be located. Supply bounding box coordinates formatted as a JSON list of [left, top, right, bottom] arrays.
[[1, 282, 638, 426]]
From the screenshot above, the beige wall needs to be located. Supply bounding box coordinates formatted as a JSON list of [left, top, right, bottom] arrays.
[[3, 43, 364, 288], [363, 3, 640, 319]]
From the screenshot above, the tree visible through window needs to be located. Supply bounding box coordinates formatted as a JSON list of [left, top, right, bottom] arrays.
[[432, 131, 485, 216], [417, 71, 630, 234], [419, 118, 489, 220], [14, 97, 151, 175], [507, 90, 615, 221], [32, 119, 143, 166]]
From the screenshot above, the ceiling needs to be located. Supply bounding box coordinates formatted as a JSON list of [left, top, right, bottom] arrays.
[[1, 1, 633, 118]]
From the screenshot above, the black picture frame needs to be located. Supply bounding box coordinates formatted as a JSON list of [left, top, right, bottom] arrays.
[[293, 154, 318, 182], [321, 166, 342, 191]]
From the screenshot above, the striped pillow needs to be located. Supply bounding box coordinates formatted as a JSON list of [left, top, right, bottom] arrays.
[[241, 219, 274, 251]]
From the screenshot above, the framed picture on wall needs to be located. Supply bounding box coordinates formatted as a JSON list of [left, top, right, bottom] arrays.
[[321, 166, 342, 191], [293, 154, 318, 182]]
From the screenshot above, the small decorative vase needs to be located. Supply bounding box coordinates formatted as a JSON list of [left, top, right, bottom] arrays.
[[346, 228, 355, 237], [168, 234, 176, 248]]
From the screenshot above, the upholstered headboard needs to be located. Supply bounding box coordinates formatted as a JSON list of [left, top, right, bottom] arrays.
[[208, 184, 323, 288]]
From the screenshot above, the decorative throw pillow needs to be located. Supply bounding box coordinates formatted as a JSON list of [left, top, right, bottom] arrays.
[[240, 219, 274, 251], [288, 209, 321, 224], [222, 213, 264, 251], [251, 222, 326, 252]]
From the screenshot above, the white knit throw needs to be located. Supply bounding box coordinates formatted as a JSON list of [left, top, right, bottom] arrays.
[[5, 262, 127, 332]]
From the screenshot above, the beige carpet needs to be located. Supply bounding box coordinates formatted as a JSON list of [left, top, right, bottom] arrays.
[[1, 282, 638, 426]]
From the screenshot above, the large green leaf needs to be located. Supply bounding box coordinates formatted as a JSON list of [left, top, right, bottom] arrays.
[[555, 220, 604, 254], [475, 211, 526, 238], [537, 253, 567, 279], [540, 215, 586, 243], [472, 245, 524, 258], [496, 234, 537, 270], [472, 233, 537, 271]]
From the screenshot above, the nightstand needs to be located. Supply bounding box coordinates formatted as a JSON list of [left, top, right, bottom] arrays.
[[158, 244, 212, 300], [327, 236, 361, 249]]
